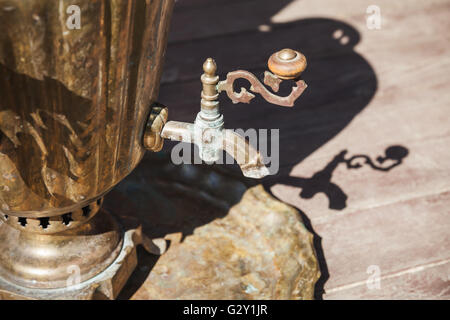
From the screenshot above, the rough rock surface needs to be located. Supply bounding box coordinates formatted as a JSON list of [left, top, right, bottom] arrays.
[[104, 154, 320, 299]]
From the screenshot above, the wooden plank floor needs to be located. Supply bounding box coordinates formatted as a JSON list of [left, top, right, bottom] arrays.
[[153, 0, 450, 299]]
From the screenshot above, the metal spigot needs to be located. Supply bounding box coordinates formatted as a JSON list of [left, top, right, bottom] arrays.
[[144, 49, 307, 179]]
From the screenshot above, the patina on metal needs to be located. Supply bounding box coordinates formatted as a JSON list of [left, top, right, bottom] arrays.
[[0, 0, 311, 300], [0, 0, 175, 300], [218, 48, 307, 106], [149, 49, 308, 178]]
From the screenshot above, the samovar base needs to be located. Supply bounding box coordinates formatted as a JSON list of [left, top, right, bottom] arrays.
[[0, 230, 138, 300], [0, 204, 158, 300]]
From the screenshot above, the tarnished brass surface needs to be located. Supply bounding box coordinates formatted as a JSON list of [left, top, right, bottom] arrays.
[[0, 0, 175, 299], [0, 0, 174, 218], [0, 209, 148, 299], [0, 198, 103, 234], [143, 104, 168, 152], [155, 50, 308, 177], [0, 0, 318, 300], [217, 48, 308, 107], [0, 206, 122, 289]]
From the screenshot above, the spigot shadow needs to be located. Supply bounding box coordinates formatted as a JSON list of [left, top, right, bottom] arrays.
[[273, 146, 409, 211]]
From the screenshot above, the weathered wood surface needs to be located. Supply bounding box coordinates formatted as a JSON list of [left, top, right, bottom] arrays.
[[129, 0, 450, 299]]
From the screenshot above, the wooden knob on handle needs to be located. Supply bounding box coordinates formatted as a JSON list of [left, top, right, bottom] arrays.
[[268, 48, 307, 80]]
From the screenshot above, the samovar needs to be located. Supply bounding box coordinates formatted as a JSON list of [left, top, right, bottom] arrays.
[[0, 0, 308, 299]]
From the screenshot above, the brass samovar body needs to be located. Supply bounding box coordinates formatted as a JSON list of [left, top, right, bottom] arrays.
[[0, 0, 172, 217], [0, 0, 175, 299], [0, 0, 308, 299]]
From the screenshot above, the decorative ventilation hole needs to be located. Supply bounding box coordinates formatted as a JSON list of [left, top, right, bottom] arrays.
[[96, 198, 102, 206], [62, 213, 73, 226], [3, 214, 8, 220], [82, 206, 91, 217], [39, 217, 50, 229], [18, 217, 27, 227]]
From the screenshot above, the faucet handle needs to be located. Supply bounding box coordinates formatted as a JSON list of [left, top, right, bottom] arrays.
[[267, 48, 307, 80], [143, 50, 308, 179], [217, 48, 307, 107]]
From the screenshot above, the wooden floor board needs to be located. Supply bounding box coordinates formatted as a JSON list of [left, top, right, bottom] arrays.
[[314, 190, 450, 291], [325, 259, 450, 299], [151, 0, 450, 299]]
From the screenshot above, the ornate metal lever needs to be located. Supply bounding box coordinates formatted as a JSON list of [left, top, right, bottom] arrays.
[[144, 49, 307, 178], [217, 48, 307, 107]]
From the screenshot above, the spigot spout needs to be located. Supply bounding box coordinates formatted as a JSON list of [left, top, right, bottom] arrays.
[[222, 129, 270, 179], [160, 121, 270, 179]]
